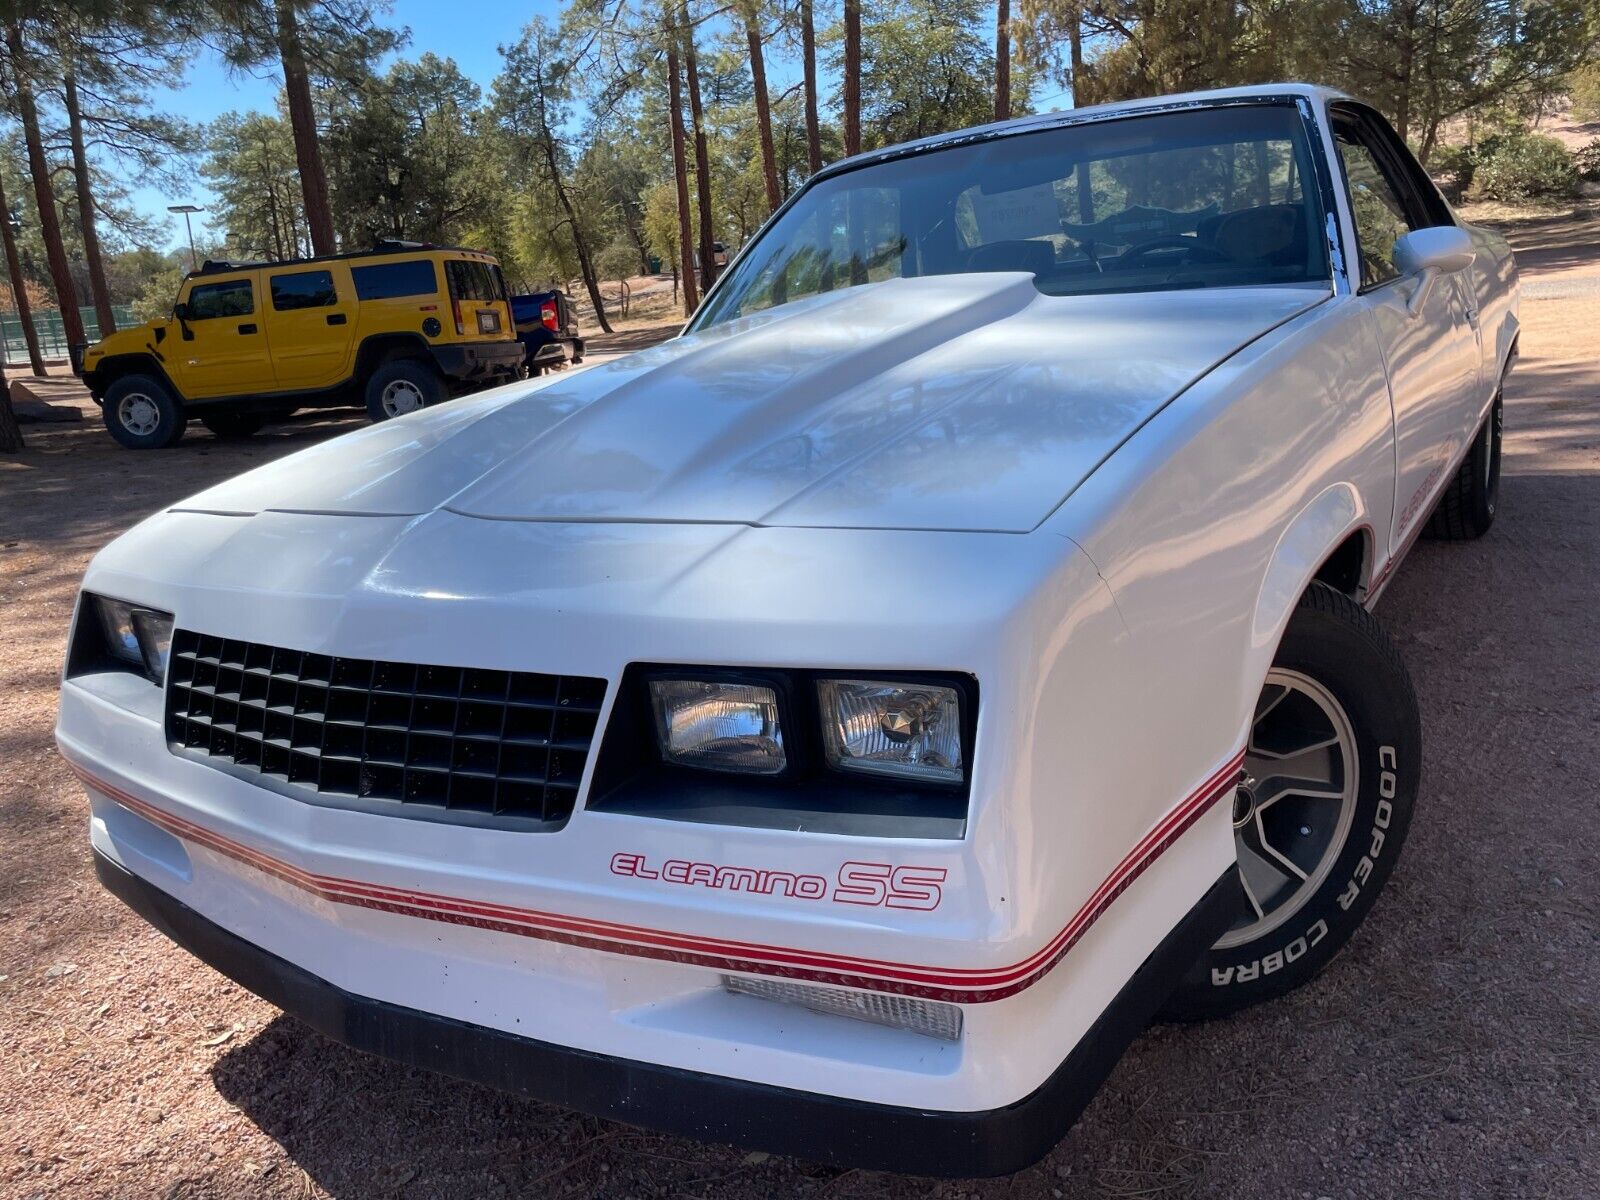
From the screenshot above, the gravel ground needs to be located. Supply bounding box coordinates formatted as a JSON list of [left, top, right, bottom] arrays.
[[2, 219, 1596, 1200]]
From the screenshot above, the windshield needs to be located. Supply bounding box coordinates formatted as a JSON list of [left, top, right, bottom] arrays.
[[693, 103, 1330, 330]]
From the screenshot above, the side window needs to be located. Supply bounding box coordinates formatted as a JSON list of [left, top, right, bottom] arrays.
[[351, 259, 438, 301], [1335, 125, 1418, 289], [186, 278, 254, 320], [270, 269, 337, 311], [445, 260, 501, 301]]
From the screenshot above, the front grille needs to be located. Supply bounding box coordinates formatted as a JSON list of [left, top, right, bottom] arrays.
[[164, 631, 607, 828]]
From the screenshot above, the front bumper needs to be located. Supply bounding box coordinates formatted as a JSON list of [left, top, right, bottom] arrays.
[[95, 846, 1236, 1175]]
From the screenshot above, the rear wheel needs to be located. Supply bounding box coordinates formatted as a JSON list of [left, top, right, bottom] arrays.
[[200, 411, 265, 439], [1162, 583, 1421, 1020], [365, 359, 444, 422], [103, 374, 186, 450], [1425, 392, 1502, 540]]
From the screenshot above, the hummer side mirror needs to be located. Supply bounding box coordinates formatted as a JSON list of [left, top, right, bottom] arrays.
[[172, 301, 194, 340]]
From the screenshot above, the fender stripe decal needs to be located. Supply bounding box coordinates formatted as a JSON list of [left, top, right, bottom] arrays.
[[69, 751, 1243, 1004]]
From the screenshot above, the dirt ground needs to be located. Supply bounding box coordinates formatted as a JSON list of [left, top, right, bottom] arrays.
[[2, 217, 1597, 1200]]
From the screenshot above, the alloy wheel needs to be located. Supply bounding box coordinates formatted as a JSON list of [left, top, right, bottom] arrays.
[[1216, 668, 1359, 949], [381, 379, 426, 417], [117, 393, 161, 437]]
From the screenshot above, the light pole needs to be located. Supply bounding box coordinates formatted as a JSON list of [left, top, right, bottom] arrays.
[[167, 204, 203, 273]]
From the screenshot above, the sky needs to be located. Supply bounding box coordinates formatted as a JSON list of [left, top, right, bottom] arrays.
[[131, 0, 566, 252], [132, 1, 1064, 256]]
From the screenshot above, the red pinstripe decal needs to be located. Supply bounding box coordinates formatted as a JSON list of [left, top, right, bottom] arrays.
[[70, 751, 1243, 1004]]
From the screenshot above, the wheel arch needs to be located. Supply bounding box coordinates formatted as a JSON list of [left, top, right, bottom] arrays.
[[353, 332, 436, 383], [1249, 482, 1372, 666], [91, 354, 180, 403]]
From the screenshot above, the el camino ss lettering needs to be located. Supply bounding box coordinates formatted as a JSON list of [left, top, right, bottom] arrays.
[[610, 852, 947, 910]]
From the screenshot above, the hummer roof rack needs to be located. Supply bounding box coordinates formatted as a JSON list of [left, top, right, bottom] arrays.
[[180, 241, 493, 282]]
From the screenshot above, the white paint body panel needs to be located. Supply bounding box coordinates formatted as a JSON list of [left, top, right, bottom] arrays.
[[60, 84, 1518, 1121]]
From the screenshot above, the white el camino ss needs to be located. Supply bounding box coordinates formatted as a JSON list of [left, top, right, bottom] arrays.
[[58, 85, 1516, 1174]]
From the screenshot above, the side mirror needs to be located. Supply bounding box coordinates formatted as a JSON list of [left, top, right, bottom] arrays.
[[1393, 226, 1474, 317], [1393, 226, 1475, 276], [172, 301, 188, 320]]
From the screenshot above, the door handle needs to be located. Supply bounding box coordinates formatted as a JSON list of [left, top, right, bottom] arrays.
[[238, 323, 257, 334], [326, 313, 347, 326]]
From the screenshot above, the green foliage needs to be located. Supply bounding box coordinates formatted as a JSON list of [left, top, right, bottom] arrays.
[[1427, 143, 1476, 201], [838, 0, 1030, 150], [200, 110, 309, 259], [1467, 132, 1579, 202], [130, 264, 184, 323], [1571, 139, 1600, 183], [1573, 62, 1600, 122], [325, 53, 493, 245]]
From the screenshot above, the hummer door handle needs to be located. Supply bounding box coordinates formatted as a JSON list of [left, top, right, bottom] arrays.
[[238, 323, 257, 334]]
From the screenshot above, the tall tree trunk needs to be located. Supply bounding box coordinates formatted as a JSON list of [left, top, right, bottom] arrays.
[[0, 352, 20, 452], [681, 11, 716, 295], [8, 22, 85, 352], [275, 0, 337, 256], [744, 5, 781, 215], [0, 170, 46, 377], [665, 35, 699, 314], [995, 0, 1011, 121], [1068, 5, 1087, 107], [843, 0, 862, 156], [63, 69, 115, 336], [547, 160, 613, 334], [801, 0, 822, 174]]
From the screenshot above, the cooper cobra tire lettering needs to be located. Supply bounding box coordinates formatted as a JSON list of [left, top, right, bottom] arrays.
[[1163, 584, 1421, 1022]]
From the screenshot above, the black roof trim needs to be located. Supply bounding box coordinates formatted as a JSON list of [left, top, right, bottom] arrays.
[[187, 241, 497, 280]]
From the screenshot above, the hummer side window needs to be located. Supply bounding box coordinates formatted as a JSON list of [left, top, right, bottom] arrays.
[[185, 279, 254, 320], [270, 270, 338, 311]]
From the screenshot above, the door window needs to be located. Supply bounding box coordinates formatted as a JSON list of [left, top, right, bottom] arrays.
[[270, 269, 338, 310], [1334, 127, 1417, 289], [186, 278, 254, 319]]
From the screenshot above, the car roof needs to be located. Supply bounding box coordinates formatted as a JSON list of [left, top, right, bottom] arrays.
[[813, 82, 1356, 183]]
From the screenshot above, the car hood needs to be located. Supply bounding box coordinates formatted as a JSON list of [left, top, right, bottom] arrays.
[[176, 274, 1326, 534]]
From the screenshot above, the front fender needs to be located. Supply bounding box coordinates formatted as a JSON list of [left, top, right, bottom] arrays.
[[1249, 483, 1368, 657]]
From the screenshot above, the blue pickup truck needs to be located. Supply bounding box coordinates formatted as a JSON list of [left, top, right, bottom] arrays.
[[510, 290, 585, 376]]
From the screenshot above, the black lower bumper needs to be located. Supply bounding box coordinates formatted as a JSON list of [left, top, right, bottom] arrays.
[[94, 850, 1237, 1177], [428, 340, 524, 382]]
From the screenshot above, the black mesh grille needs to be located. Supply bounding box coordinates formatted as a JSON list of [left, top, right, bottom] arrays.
[[164, 631, 606, 827]]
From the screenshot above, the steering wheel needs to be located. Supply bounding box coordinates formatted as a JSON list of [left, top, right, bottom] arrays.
[[1120, 236, 1231, 267]]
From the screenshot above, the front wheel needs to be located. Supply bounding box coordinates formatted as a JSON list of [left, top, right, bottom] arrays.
[[1425, 392, 1502, 540], [1161, 583, 1421, 1020], [365, 359, 444, 422], [103, 374, 186, 450]]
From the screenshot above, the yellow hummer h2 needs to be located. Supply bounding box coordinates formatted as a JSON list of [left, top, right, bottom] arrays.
[[81, 242, 522, 449]]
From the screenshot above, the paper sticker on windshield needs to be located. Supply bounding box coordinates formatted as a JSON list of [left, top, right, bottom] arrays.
[[968, 182, 1060, 242]]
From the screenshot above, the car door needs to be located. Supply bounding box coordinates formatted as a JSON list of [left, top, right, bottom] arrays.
[[172, 272, 273, 399], [263, 265, 355, 391], [1331, 107, 1483, 554]]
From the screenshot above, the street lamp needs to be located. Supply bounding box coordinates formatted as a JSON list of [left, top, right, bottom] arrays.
[[167, 204, 203, 273]]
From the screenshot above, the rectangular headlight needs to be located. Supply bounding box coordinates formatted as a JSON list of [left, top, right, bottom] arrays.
[[649, 679, 786, 774], [90, 595, 174, 683], [818, 679, 963, 784]]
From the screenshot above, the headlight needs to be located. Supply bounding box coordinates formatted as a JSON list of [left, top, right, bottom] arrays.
[[90, 595, 174, 682], [818, 679, 963, 784], [649, 679, 786, 774]]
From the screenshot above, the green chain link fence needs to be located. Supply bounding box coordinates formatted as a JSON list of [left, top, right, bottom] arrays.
[[1, 304, 136, 366]]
